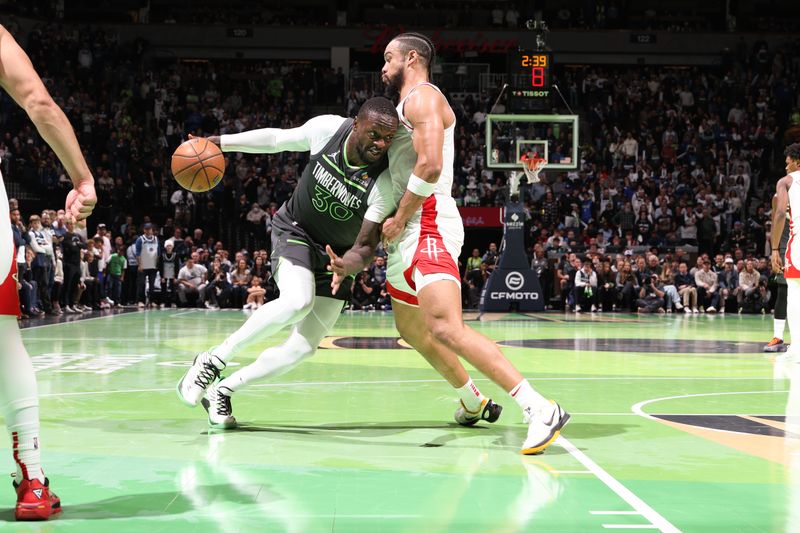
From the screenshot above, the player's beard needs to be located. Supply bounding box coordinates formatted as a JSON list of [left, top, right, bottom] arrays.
[[383, 69, 404, 102]]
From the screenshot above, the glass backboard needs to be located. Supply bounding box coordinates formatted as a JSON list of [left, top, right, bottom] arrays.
[[485, 114, 579, 170]]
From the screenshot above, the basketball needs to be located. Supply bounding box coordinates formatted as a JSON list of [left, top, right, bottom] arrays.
[[171, 138, 225, 193]]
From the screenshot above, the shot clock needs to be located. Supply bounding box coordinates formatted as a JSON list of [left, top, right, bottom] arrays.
[[507, 50, 553, 111]]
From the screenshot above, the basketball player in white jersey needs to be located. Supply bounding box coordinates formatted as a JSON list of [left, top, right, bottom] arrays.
[[771, 143, 800, 361], [0, 25, 96, 519], [331, 33, 568, 455]]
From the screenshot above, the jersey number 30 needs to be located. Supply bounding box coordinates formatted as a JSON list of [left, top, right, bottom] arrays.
[[312, 185, 354, 221]]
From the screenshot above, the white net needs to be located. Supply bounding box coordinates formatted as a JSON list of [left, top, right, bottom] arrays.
[[522, 157, 546, 184]]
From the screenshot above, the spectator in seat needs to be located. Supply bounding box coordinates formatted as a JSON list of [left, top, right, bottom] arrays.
[[19, 248, 43, 318], [637, 273, 665, 314], [718, 257, 739, 313], [674, 261, 698, 314], [658, 261, 682, 312], [243, 276, 267, 310], [230, 259, 252, 308], [573, 257, 598, 312], [738, 258, 764, 313], [205, 261, 231, 309], [559, 253, 581, 310], [694, 259, 720, 313], [596, 259, 617, 312], [177, 255, 207, 307], [350, 269, 375, 310]]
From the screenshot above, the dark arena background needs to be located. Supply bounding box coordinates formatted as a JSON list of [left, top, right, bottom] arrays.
[[2, 0, 800, 530]]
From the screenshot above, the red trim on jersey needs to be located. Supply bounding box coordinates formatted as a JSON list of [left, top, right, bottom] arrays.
[[786, 234, 800, 278], [410, 195, 461, 281], [787, 203, 800, 278], [403, 264, 416, 291], [398, 114, 414, 131], [386, 280, 418, 306], [0, 258, 20, 317]]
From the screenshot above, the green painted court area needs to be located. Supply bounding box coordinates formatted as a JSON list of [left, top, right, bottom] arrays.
[[2, 311, 797, 532]]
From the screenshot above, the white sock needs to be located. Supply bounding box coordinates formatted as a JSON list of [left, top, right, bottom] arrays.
[[775, 319, 786, 340], [9, 408, 44, 483], [455, 378, 485, 413], [0, 317, 45, 482], [211, 260, 315, 362], [509, 379, 550, 419]]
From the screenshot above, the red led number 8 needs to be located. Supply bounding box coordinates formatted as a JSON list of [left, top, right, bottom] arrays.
[[531, 67, 545, 87]]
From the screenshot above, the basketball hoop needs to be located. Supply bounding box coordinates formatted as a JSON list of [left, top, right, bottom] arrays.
[[521, 155, 546, 184]]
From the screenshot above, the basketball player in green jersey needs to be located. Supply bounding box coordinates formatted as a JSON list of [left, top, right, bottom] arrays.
[[177, 98, 403, 427]]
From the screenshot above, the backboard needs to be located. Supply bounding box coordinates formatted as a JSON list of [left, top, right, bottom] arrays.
[[485, 114, 579, 171]]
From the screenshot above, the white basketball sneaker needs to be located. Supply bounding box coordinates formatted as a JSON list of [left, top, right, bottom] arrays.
[[521, 401, 570, 455], [176, 351, 226, 407], [201, 383, 237, 429]]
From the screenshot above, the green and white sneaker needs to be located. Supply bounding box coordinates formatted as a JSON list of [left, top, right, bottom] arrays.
[[201, 383, 237, 429], [176, 351, 225, 407]]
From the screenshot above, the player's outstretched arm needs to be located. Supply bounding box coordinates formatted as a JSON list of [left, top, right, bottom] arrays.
[[326, 221, 382, 295], [771, 176, 791, 273], [0, 25, 95, 222], [382, 88, 445, 242], [210, 115, 344, 155]]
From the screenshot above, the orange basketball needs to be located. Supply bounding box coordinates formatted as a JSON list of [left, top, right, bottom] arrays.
[[171, 138, 225, 193]]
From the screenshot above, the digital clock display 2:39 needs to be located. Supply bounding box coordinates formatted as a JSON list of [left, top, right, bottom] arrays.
[[519, 52, 551, 88]]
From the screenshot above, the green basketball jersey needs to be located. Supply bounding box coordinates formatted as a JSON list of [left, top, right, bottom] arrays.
[[275, 119, 389, 253]]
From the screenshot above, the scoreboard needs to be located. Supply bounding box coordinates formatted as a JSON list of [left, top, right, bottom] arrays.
[[507, 50, 553, 111]]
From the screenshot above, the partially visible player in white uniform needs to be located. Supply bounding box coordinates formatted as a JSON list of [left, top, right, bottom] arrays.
[[771, 143, 800, 361], [0, 25, 96, 520], [332, 33, 568, 455]]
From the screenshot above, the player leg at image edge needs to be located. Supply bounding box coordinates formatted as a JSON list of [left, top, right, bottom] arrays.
[[0, 262, 61, 520], [765, 282, 788, 352]]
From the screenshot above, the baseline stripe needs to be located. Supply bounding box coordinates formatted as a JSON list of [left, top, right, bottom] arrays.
[[558, 436, 680, 533]]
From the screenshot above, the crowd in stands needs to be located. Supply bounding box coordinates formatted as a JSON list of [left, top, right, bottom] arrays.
[[454, 37, 800, 312], [7, 1, 798, 33], [10, 198, 393, 316], [4, 20, 800, 316]]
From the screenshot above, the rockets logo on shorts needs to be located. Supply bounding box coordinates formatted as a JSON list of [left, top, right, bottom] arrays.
[[419, 235, 445, 262]]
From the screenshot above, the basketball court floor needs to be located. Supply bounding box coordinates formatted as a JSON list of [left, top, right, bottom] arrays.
[[2, 310, 796, 531]]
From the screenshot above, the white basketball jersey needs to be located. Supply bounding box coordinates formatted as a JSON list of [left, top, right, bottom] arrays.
[[388, 82, 455, 206], [0, 165, 12, 283]]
